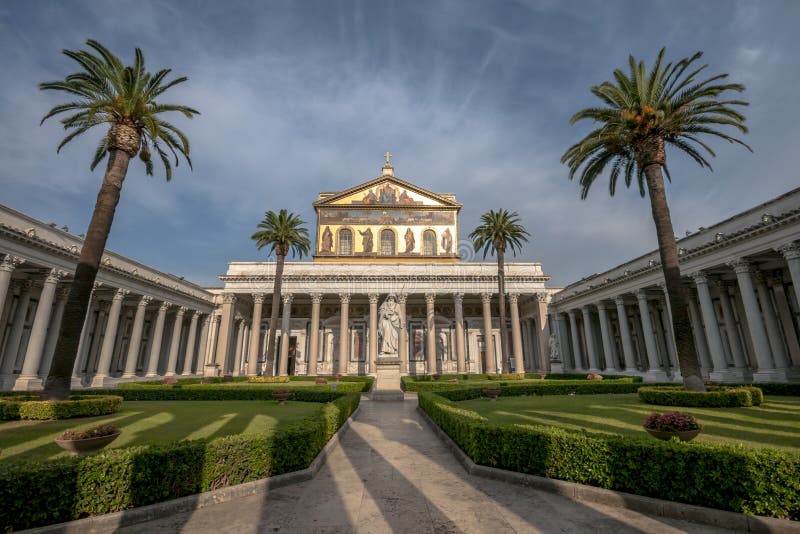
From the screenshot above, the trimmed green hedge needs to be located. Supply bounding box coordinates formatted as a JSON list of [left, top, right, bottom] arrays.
[[401, 375, 643, 391], [0, 395, 122, 421], [638, 386, 764, 407], [731, 382, 800, 397], [405, 379, 656, 395], [247, 376, 291, 383], [0, 392, 360, 531], [80, 386, 358, 402], [419, 392, 799, 519]]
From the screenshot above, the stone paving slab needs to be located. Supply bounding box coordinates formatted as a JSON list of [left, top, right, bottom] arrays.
[[120, 398, 738, 534]]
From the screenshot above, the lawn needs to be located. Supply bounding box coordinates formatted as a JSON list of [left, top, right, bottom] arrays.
[[0, 400, 321, 464], [459, 393, 800, 452]]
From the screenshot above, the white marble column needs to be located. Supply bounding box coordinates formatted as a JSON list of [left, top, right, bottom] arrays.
[[692, 273, 731, 380], [73, 282, 102, 379], [0, 256, 24, 318], [122, 295, 151, 378], [368, 293, 379, 372], [556, 313, 571, 370], [337, 293, 350, 375], [777, 242, 800, 308], [508, 294, 524, 373], [165, 306, 187, 377], [214, 294, 236, 375], [480, 293, 496, 374], [658, 285, 680, 377], [278, 294, 293, 376], [308, 293, 322, 376], [15, 269, 63, 389], [181, 311, 200, 375], [614, 297, 637, 372], [453, 293, 466, 373], [729, 260, 776, 380], [597, 302, 618, 372], [40, 285, 69, 379], [92, 288, 129, 386], [0, 280, 33, 381], [236, 320, 248, 376], [635, 289, 668, 381], [716, 281, 748, 373], [425, 293, 436, 374], [146, 301, 170, 377], [534, 294, 551, 372], [754, 273, 790, 374], [196, 314, 211, 374], [581, 306, 600, 372], [204, 314, 221, 376], [247, 294, 265, 376], [768, 276, 800, 367], [686, 290, 712, 375], [232, 316, 245, 376], [398, 294, 408, 374], [567, 309, 584, 371]]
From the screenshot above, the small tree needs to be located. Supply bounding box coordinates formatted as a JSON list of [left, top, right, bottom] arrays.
[[562, 48, 750, 391], [251, 210, 310, 376], [470, 209, 530, 373], [39, 40, 198, 399]]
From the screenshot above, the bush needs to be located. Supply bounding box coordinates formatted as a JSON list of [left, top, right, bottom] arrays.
[[638, 386, 763, 407], [525, 373, 643, 382], [487, 373, 526, 381], [247, 376, 291, 383], [419, 392, 799, 519], [0, 393, 360, 531], [0, 395, 122, 421], [417, 381, 652, 397], [81, 387, 356, 402]]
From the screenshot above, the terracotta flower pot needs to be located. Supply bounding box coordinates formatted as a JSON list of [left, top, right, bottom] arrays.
[[483, 388, 501, 401], [643, 426, 701, 442], [55, 430, 122, 455], [271, 390, 293, 405]]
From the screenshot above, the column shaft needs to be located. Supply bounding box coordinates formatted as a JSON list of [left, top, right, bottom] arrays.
[[615, 298, 637, 371], [0, 256, 23, 330], [509, 294, 524, 373], [480, 293, 496, 373], [693, 273, 729, 377], [398, 294, 408, 374], [93, 289, 128, 385], [1, 282, 32, 377], [214, 295, 236, 375], [581, 306, 600, 372], [123, 296, 150, 378], [535, 296, 551, 372], [248, 295, 264, 376], [308, 294, 322, 376], [18, 270, 60, 381], [145, 302, 170, 377], [567, 310, 584, 371], [755, 275, 789, 370], [196, 315, 211, 374], [717, 283, 747, 369], [368, 294, 379, 372], [636, 290, 667, 381], [769, 278, 800, 367], [687, 291, 712, 373], [453, 293, 466, 373], [182, 311, 200, 375], [165, 307, 187, 376], [597, 303, 618, 372], [41, 287, 68, 379], [730, 260, 774, 373], [278, 295, 293, 376], [778, 243, 800, 308], [337, 294, 350, 374], [425, 293, 436, 374]]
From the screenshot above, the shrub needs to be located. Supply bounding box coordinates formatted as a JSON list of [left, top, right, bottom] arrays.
[[437, 381, 651, 399], [643, 413, 700, 432], [638, 386, 763, 407], [0, 395, 122, 421], [419, 392, 799, 519], [58, 424, 120, 441], [0, 393, 360, 531], [81, 387, 358, 402], [247, 376, 290, 383], [487, 373, 526, 381]]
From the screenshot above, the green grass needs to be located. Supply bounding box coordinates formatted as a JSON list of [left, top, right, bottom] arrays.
[[0, 400, 321, 464], [459, 393, 800, 452]]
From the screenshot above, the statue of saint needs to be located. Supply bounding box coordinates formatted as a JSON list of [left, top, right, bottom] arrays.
[[436, 330, 448, 360], [378, 294, 401, 355], [321, 226, 333, 253], [441, 228, 453, 254], [548, 333, 561, 361], [404, 228, 415, 253], [359, 228, 373, 253]]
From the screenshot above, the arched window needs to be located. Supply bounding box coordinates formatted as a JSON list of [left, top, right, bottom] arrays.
[[338, 229, 353, 255], [423, 230, 436, 255], [380, 229, 395, 255]]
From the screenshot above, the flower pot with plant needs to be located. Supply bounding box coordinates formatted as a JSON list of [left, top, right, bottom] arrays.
[[643, 412, 702, 441], [55, 424, 121, 455], [271, 389, 293, 405]]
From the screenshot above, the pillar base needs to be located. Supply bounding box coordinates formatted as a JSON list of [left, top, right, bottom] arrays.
[[145, 373, 160, 379], [121, 372, 139, 379], [12, 376, 43, 391], [203, 363, 219, 378], [603, 368, 619, 374], [71, 375, 89, 389], [752, 369, 791, 382], [642, 369, 670, 382], [90, 375, 119, 388], [587, 368, 602, 374], [709, 368, 751, 383]]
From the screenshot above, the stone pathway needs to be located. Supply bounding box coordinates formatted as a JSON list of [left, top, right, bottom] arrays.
[[122, 398, 734, 533]]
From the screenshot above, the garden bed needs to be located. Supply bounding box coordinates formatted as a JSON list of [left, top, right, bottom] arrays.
[[638, 385, 764, 407], [0, 394, 122, 421]]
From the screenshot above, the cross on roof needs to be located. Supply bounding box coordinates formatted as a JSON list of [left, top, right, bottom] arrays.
[[383, 151, 392, 165]]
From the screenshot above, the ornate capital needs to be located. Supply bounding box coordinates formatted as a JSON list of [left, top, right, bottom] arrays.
[[534, 292, 551, 303], [425, 293, 436, 305], [614, 296, 627, 307], [92, 281, 104, 292], [112, 288, 130, 300], [777, 242, 800, 261], [159, 301, 173, 312], [222, 293, 237, 304], [282, 293, 294, 305], [310, 293, 323, 304], [452, 292, 464, 305], [633, 288, 648, 301], [692, 271, 709, 285], [368, 293, 379, 304], [56, 285, 71, 301], [339, 293, 351, 304], [1, 255, 25, 273], [44, 268, 67, 284], [480, 292, 492, 304], [176, 305, 188, 315], [727, 259, 751, 275], [507, 293, 519, 304], [597, 301, 613, 311], [138, 295, 153, 306], [252, 293, 265, 304]]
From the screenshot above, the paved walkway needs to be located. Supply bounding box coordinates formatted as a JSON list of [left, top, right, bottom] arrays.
[[123, 398, 734, 533]]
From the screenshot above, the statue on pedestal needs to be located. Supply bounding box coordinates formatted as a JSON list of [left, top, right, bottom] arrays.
[[378, 294, 401, 356]]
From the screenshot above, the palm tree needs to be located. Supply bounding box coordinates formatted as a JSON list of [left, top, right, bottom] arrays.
[[39, 40, 198, 400], [470, 209, 530, 374], [562, 48, 750, 391], [251, 210, 311, 376]]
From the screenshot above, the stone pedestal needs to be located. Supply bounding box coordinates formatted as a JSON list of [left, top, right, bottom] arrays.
[[372, 358, 403, 401], [204, 363, 219, 377]]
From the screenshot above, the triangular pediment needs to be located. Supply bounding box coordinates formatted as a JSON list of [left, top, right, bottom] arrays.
[[314, 176, 461, 209]]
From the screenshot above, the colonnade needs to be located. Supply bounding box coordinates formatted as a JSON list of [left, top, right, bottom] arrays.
[[551, 246, 800, 382]]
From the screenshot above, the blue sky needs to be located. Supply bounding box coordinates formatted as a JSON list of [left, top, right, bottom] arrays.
[[1, 0, 798, 287]]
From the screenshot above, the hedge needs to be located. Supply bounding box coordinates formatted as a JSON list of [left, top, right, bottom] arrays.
[[0, 392, 360, 531], [247, 376, 291, 383], [0, 395, 122, 421], [418, 392, 799, 519], [80, 386, 360, 402], [638, 386, 764, 407], [404, 378, 658, 395]]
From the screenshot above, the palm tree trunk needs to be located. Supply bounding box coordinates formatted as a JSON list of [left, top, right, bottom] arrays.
[[497, 249, 511, 374], [264, 254, 285, 377], [42, 149, 131, 400], [643, 164, 705, 392]]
